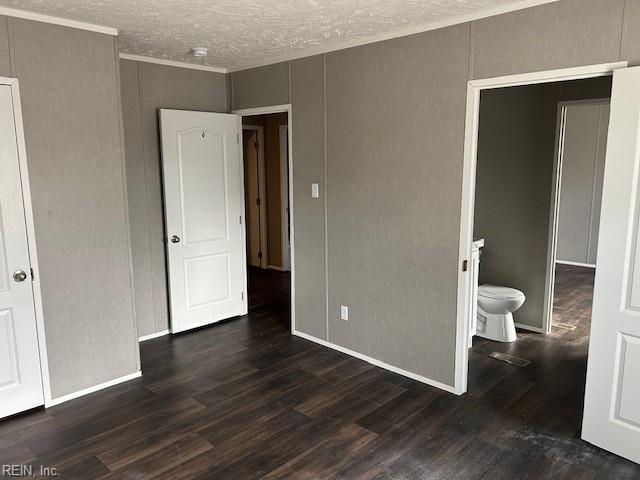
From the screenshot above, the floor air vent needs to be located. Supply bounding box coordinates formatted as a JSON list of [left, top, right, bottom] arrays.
[[489, 351, 531, 367]]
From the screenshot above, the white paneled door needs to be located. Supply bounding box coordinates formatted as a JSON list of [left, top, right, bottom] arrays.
[[160, 110, 247, 334], [0, 84, 44, 418], [582, 67, 640, 463]]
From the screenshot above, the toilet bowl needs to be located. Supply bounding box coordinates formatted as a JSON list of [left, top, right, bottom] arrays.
[[476, 285, 525, 343]]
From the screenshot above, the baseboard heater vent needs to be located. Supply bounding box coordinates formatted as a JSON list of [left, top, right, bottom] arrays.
[[489, 351, 531, 367]]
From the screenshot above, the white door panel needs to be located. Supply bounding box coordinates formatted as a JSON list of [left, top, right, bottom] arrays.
[[582, 66, 640, 463], [0, 84, 44, 418], [161, 110, 247, 333]]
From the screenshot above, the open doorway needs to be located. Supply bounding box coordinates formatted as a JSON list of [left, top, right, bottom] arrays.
[[462, 71, 616, 444], [239, 109, 292, 328], [550, 98, 609, 338]]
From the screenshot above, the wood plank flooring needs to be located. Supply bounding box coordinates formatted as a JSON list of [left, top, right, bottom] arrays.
[[1, 265, 639, 478]]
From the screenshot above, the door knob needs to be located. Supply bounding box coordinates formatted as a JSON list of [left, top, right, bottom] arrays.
[[13, 270, 28, 282], [170, 235, 181, 244]]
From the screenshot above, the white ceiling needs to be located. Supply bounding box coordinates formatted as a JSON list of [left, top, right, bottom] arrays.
[[0, 0, 557, 71]]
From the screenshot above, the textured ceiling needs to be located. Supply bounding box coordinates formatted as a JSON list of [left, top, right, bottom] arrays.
[[0, 0, 553, 71]]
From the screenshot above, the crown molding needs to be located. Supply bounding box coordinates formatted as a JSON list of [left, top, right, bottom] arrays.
[[0, 6, 117, 36], [119, 53, 228, 73], [227, 0, 560, 72]]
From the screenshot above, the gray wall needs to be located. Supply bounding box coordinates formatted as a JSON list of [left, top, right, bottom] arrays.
[[325, 26, 469, 384], [474, 84, 562, 331], [119, 60, 227, 337], [474, 78, 611, 331], [556, 102, 609, 266], [231, 0, 637, 387], [0, 17, 139, 398]]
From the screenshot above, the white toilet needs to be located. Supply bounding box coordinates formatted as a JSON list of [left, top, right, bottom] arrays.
[[476, 285, 525, 343]]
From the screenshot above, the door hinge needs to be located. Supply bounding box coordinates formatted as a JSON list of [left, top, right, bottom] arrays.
[[462, 260, 468, 272], [30, 267, 35, 280], [258, 251, 263, 259], [241, 291, 244, 301], [236, 133, 240, 144], [256, 197, 261, 206], [239, 214, 242, 224]]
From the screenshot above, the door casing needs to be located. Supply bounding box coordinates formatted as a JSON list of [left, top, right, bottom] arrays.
[[455, 61, 628, 396]]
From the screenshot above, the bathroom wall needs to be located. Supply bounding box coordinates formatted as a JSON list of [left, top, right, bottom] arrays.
[[120, 60, 228, 338], [230, 0, 634, 388], [0, 16, 139, 399], [556, 102, 610, 266], [474, 77, 611, 331], [474, 83, 562, 332]]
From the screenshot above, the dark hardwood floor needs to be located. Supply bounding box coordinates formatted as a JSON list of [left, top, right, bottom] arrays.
[[1, 264, 638, 478]]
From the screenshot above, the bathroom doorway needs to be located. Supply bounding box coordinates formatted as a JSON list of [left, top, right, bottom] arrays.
[[461, 68, 616, 446]]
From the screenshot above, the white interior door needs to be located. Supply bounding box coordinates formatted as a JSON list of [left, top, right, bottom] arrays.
[[160, 110, 247, 334], [582, 66, 640, 463], [0, 84, 44, 418]]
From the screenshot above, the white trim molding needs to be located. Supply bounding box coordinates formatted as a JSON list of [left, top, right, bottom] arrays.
[[0, 6, 118, 36], [454, 61, 627, 396], [293, 330, 457, 395], [47, 371, 141, 407], [138, 329, 170, 342], [119, 53, 227, 73]]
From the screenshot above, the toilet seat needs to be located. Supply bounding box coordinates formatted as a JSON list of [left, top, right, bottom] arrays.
[[478, 285, 524, 300]]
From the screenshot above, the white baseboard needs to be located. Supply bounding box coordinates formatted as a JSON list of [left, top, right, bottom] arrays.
[[267, 265, 284, 271], [555, 260, 596, 269], [138, 329, 170, 342], [46, 371, 142, 407], [515, 323, 546, 334], [292, 330, 457, 395]]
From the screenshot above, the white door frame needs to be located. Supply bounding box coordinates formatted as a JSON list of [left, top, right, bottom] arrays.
[[544, 97, 611, 335], [0, 76, 51, 406], [242, 124, 268, 268], [454, 62, 627, 395], [232, 105, 295, 331], [279, 124, 291, 272]]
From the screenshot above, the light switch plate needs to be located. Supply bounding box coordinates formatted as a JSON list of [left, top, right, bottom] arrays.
[[340, 305, 349, 321], [312, 183, 319, 198]]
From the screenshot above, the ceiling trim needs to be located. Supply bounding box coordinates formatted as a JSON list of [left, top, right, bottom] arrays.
[[226, 0, 560, 72], [119, 53, 228, 73], [0, 6, 118, 36]]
